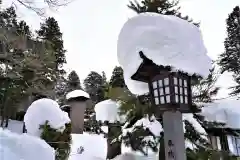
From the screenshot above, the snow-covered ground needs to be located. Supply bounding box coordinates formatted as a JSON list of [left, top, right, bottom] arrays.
[[0, 128, 55, 160]]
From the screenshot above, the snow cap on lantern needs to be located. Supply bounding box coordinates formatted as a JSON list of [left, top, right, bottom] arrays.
[[117, 13, 211, 113], [117, 12, 212, 96], [66, 89, 90, 133], [95, 99, 125, 124], [24, 98, 70, 137]]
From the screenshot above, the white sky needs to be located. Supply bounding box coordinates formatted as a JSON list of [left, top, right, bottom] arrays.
[[2, 0, 240, 98]]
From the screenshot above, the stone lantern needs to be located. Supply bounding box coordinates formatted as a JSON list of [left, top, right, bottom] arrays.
[[65, 90, 90, 134], [131, 51, 199, 160]]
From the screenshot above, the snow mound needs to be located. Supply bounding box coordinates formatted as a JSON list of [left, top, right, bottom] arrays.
[[95, 99, 125, 123], [66, 89, 90, 100], [0, 128, 55, 160], [200, 99, 240, 129], [24, 98, 70, 137], [117, 12, 211, 95], [69, 133, 107, 160]]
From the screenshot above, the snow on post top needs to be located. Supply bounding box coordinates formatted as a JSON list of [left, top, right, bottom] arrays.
[[24, 98, 70, 137], [94, 99, 125, 123], [117, 13, 212, 95], [66, 89, 90, 100]]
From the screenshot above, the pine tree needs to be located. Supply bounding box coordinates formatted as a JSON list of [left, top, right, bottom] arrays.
[[218, 6, 240, 95], [83, 71, 106, 104], [0, 7, 57, 126], [128, 0, 198, 25], [67, 70, 82, 92], [37, 17, 67, 98], [109, 66, 126, 88]]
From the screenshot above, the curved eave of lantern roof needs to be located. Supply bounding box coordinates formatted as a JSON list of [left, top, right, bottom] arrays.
[[131, 51, 201, 83], [60, 105, 70, 109], [66, 89, 90, 102]]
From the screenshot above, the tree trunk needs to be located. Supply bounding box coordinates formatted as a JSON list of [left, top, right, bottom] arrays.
[[1, 114, 4, 127]]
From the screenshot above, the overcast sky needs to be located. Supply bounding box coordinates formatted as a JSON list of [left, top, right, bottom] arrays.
[[2, 0, 240, 98]]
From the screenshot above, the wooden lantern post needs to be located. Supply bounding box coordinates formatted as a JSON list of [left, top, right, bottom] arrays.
[[131, 51, 200, 160]]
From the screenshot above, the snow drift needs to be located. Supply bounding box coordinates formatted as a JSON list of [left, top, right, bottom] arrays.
[[0, 128, 55, 160]]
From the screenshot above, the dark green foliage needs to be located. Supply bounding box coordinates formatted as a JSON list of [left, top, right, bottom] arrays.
[[67, 70, 82, 91], [128, 0, 198, 25], [218, 6, 240, 95], [40, 121, 72, 160], [109, 66, 126, 88], [0, 7, 67, 127], [37, 17, 66, 76], [83, 71, 106, 104], [122, 125, 159, 155]]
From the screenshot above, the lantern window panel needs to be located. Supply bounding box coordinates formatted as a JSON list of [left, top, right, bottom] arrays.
[[164, 78, 169, 86], [154, 89, 158, 97], [159, 88, 164, 95], [165, 87, 170, 94], [166, 95, 170, 103], [175, 95, 179, 103], [175, 86, 178, 94], [180, 87, 183, 94], [180, 95, 184, 103], [184, 80, 187, 87], [160, 96, 165, 104], [155, 97, 159, 105], [158, 80, 163, 87], [153, 81, 158, 89], [174, 77, 178, 85], [179, 79, 182, 86], [185, 96, 188, 104], [184, 87, 188, 95]]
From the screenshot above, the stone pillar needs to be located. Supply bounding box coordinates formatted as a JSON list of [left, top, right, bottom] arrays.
[[68, 101, 87, 134], [162, 111, 186, 160]]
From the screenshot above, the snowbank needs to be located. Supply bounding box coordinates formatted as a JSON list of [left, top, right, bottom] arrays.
[[69, 133, 107, 160], [24, 98, 70, 137], [95, 99, 125, 123], [117, 12, 211, 95], [0, 119, 23, 134], [66, 89, 90, 100], [200, 99, 240, 129], [0, 128, 55, 160]]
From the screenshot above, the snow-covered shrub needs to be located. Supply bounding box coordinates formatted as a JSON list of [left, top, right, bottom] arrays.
[[24, 98, 71, 160], [40, 122, 71, 160]]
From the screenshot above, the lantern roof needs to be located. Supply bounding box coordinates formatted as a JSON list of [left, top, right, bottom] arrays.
[[131, 51, 199, 83]]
